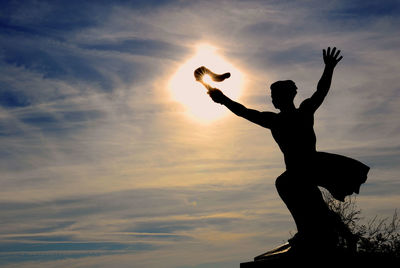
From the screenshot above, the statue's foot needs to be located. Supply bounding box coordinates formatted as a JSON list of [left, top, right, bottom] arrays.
[[291, 233, 340, 258], [288, 232, 306, 247]]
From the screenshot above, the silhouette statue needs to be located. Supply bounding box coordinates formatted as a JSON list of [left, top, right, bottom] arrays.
[[194, 47, 369, 254]]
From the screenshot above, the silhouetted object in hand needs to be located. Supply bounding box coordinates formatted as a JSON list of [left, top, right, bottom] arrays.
[[196, 47, 370, 254], [194, 66, 231, 91], [194, 66, 231, 82]]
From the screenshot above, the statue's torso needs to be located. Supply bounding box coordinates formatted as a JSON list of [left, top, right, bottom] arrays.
[[270, 108, 316, 169]]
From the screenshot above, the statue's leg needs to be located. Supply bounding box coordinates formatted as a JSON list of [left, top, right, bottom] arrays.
[[275, 171, 337, 248], [275, 171, 305, 233]]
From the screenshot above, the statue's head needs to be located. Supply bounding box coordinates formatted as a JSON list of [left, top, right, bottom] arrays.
[[270, 80, 297, 110]]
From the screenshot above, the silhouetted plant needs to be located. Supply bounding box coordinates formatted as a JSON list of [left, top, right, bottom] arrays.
[[322, 189, 400, 258]]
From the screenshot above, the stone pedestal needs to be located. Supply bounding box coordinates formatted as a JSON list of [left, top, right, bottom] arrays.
[[240, 243, 400, 267]]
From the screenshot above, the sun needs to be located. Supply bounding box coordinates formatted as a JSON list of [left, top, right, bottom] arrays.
[[169, 44, 243, 122]]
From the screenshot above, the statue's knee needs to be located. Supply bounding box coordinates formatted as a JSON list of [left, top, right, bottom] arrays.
[[275, 173, 288, 192], [275, 176, 282, 190]]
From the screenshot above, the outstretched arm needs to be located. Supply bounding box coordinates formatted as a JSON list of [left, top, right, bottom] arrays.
[[302, 47, 343, 112], [208, 89, 274, 128]]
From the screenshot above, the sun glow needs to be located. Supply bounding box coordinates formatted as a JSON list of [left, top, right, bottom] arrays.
[[169, 44, 243, 122]]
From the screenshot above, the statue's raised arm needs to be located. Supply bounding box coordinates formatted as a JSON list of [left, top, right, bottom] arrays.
[[300, 47, 343, 113]]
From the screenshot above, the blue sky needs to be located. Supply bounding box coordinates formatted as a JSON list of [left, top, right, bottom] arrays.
[[1, 0, 400, 267]]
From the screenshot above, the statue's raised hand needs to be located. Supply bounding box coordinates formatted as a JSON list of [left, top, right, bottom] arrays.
[[323, 47, 343, 68]]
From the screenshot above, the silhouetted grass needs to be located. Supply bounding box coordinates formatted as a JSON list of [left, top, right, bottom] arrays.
[[322, 190, 400, 259]]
